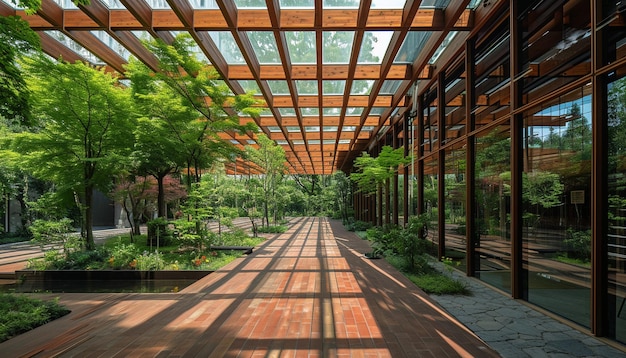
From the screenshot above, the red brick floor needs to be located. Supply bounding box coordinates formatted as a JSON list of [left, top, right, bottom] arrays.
[[0, 217, 499, 357]]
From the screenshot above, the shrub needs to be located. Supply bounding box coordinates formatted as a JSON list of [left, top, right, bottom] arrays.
[[146, 218, 174, 247], [257, 225, 287, 233], [107, 242, 139, 269], [407, 272, 470, 295]]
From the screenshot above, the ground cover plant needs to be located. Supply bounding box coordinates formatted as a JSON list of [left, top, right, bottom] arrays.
[[363, 215, 470, 295], [0, 293, 70, 343]]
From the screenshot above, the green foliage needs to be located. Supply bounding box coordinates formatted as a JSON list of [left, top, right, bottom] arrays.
[[406, 273, 470, 295], [350, 146, 409, 195], [107, 242, 139, 269], [344, 219, 372, 232], [564, 228, 591, 262], [29, 219, 82, 258], [0, 293, 70, 343], [146, 218, 175, 247]]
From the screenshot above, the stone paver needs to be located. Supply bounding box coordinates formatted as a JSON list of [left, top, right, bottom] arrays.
[[428, 261, 625, 358]]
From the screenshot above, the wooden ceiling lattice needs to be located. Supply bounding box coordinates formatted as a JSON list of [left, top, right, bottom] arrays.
[[1, 0, 480, 174]]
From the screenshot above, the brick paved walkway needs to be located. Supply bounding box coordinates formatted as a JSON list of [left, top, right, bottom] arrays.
[[0, 217, 498, 357]]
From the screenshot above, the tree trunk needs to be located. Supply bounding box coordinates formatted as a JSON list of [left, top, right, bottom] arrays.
[[84, 185, 95, 250], [157, 175, 166, 218]]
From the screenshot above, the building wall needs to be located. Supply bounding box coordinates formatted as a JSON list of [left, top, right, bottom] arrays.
[[362, 0, 626, 346]]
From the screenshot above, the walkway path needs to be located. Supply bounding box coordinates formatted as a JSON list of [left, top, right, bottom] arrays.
[[0, 217, 497, 357]]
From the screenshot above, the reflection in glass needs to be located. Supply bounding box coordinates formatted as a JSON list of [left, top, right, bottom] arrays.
[[395, 31, 432, 64], [607, 72, 626, 343], [474, 124, 511, 291], [522, 85, 592, 328], [444, 144, 466, 264], [424, 155, 439, 251]]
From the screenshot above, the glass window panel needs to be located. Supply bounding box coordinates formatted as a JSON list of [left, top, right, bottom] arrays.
[[280, 0, 314, 8], [323, 80, 346, 95], [238, 80, 261, 94], [279, 108, 297, 116], [208, 31, 245, 64], [423, 154, 439, 251], [247, 32, 281, 64], [323, 31, 354, 64], [351, 80, 375, 95], [380, 80, 402, 94], [346, 107, 364, 116], [429, 31, 458, 64], [301, 107, 320, 116], [444, 65, 466, 144], [523, 85, 592, 328], [607, 69, 626, 344], [444, 143, 467, 266], [296, 80, 318, 95], [519, 1, 591, 105], [190, 0, 219, 8], [359, 31, 394, 64], [474, 123, 511, 291], [267, 80, 290, 95], [422, 85, 438, 155], [286, 32, 316, 64], [395, 31, 432, 63], [323, 108, 341, 116]]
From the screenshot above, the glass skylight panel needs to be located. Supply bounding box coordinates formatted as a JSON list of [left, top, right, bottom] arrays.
[[342, 126, 357, 132], [286, 32, 316, 64], [323, 0, 358, 8], [190, 0, 219, 9], [323, 80, 346, 95], [346, 107, 364, 116], [100, 0, 126, 9], [362, 126, 375, 131], [132, 31, 153, 41], [324, 126, 338, 132], [323, 140, 336, 145], [258, 108, 273, 116], [0, 0, 21, 9], [208, 32, 245, 64], [429, 31, 458, 64], [247, 32, 281, 64], [350, 80, 375, 95], [267, 126, 282, 132], [267, 80, 290, 95], [53, 0, 77, 9], [338, 139, 351, 144], [308, 139, 321, 145], [292, 140, 305, 145], [287, 126, 301, 132], [238, 80, 261, 94], [276, 140, 289, 145], [371, 0, 407, 7], [146, 0, 170, 9], [301, 107, 320, 116], [305, 126, 320, 132], [468, 0, 481, 8], [279, 0, 314, 8], [358, 31, 394, 64], [234, 0, 267, 8], [230, 139, 240, 144], [380, 80, 402, 94], [91, 31, 130, 60], [279, 108, 297, 116], [171, 31, 210, 62], [45, 31, 103, 64], [369, 107, 386, 115], [323, 108, 342, 116], [323, 32, 354, 64], [296, 80, 318, 95], [395, 31, 432, 63]]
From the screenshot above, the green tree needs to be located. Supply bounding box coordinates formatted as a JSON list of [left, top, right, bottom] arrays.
[[12, 56, 134, 250], [246, 134, 287, 227], [350, 146, 409, 195]]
